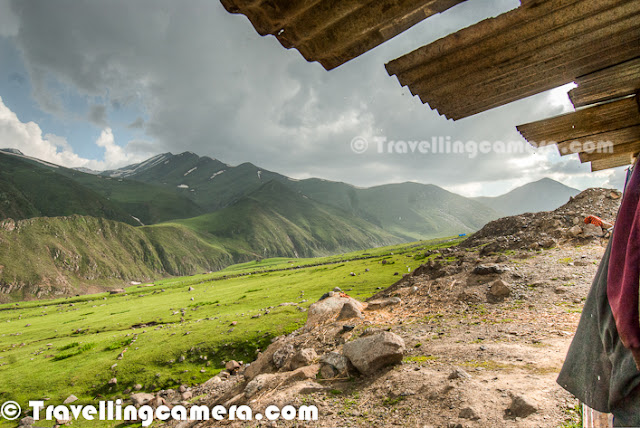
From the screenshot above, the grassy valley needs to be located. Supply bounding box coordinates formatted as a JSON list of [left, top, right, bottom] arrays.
[[0, 238, 457, 427]]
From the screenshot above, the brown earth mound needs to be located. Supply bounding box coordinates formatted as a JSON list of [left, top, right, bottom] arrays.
[[461, 188, 621, 254]]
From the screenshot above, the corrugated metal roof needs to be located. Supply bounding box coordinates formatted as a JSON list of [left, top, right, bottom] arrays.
[[385, 0, 640, 121], [517, 95, 640, 171], [220, 0, 467, 70]]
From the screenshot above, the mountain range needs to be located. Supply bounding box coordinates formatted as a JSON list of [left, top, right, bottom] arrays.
[[0, 149, 581, 299]]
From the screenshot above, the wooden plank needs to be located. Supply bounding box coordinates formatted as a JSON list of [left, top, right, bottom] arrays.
[[569, 58, 640, 108], [517, 96, 640, 146], [385, 0, 582, 77], [393, 0, 624, 89], [580, 140, 640, 163], [591, 153, 635, 171], [556, 125, 640, 156], [430, 21, 640, 119]]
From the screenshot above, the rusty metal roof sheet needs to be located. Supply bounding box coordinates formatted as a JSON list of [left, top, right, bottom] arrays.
[[220, 0, 467, 70], [385, 0, 640, 121], [517, 95, 640, 171]]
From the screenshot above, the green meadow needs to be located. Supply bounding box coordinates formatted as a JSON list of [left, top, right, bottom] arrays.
[[0, 238, 459, 426]]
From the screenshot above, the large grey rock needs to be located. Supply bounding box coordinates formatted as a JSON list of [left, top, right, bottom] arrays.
[[337, 301, 364, 320], [307, 294, 364, 327], [343, 332, 405, 374]]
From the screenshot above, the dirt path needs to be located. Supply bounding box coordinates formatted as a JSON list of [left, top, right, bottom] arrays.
[[286, 242, 607, 427]]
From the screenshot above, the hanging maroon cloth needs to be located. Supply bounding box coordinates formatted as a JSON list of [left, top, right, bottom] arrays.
[[608, 162, 640, 369]]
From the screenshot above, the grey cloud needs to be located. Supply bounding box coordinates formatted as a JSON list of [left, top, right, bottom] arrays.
[[127, 117, 144, 129], [88, 104, 107, 126], [8, 0, 601, 191]]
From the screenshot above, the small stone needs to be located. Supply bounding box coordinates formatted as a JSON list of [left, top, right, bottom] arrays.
[[133, 384, 143, 391], [487, 279, 511, 303], [459, 407, 480, 420], [19, 416, 35, 426], [108, 378, 117, 385], [473, 265, 505, 275], [333, 287, 342, 292], [131, 393, 154, 406], [225, 360, 241, 372], [448, 368, 471, 380], [505, 394, 538, 419], [181, 391, 192, 400], [63, 395, 78, 404]]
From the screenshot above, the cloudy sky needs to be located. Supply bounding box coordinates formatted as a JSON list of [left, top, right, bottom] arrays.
[[0, 0, 629, 196]]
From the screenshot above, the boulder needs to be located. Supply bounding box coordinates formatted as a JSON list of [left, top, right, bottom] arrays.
[[337, 302, 363, 320], [306, 294, 364, 327], [343, 332, 405, 374]]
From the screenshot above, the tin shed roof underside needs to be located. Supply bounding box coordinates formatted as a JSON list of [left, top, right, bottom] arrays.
[[385, 0, 640, 121], [220, 0, 467, 70]]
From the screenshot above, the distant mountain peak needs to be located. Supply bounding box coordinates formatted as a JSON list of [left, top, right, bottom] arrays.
[[0, 148, 25, 155]]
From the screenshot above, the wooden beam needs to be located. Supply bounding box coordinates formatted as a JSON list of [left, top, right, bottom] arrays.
[[579, 140, 640, 163], [569, 58, 640, 108], [518, 96, 640, 146], [556, 125, 640, 156], [591, 153, 635, 171]]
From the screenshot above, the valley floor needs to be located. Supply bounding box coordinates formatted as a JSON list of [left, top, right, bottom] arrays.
[[180, 240, 608, 428]]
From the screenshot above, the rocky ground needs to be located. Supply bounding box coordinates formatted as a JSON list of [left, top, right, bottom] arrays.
[[22, 188, 617, 428]]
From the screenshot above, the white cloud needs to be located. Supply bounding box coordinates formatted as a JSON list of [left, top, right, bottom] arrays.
[[0, 95, 148, 170]]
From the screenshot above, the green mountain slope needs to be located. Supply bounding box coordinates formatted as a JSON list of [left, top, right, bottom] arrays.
[[285, 180, 500, 240], [0, 151, 204, 225], [0, 152, 137, 225], [105, 152, 500, 239], [473, 178, 580, 216], [0, 215, 234, 301], [103, 152, 287, 211], [170, 180, 402, 259]]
